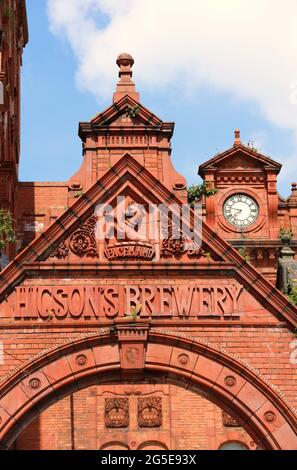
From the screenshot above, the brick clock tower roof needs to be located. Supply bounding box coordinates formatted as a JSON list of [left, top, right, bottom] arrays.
[[199, 129, 282, 177], [1, 47, 297, 450]]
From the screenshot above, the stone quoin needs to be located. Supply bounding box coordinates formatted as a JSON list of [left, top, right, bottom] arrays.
[[0, 1, 297, 451]]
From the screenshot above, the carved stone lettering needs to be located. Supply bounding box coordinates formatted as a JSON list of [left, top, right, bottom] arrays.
[[12, 283, 243, 321], [105, 242, 155, 261]]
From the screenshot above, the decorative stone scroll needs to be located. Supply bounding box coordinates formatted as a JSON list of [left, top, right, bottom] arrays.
[[105, 241, 155, 261], [105, 398, 129, 428], [138, 397, 162, 428]]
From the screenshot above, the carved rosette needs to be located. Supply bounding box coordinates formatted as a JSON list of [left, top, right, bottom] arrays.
[[48, 215, 99, 260], [69, 216, 98, 258], [137, 397, 162, 428], [105, 398, 129, 428]]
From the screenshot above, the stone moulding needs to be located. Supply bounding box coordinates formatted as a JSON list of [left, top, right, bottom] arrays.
[[0, 326, 296, 423]]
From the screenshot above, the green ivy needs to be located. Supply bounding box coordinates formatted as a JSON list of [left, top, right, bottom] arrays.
[[125, 303, 142, 322], [238, 247, 250, 263], [126, 105, 140, 118], [288, 284, 297, 306], [0, 209, 16, 251], [279, 227, 294, 239], [74, 190, 84, 199], [187, 182, 218, 204]]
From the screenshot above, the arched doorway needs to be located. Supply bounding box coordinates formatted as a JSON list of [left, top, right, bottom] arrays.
[[12, 381, 254, 450], [0, 328, 296, 450]]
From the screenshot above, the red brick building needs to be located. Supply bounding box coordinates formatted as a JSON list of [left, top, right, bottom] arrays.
[[0, 0, 28, 265], [0, 1, 297, 451]]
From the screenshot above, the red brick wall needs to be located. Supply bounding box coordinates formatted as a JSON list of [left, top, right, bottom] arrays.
[[14, 384, 253, 450]]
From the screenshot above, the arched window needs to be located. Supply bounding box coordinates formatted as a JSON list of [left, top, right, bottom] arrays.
[[219, 441, 248, 450]]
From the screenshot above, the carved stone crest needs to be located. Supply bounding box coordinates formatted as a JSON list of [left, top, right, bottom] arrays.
[[105, 398, 129, 428], [138, 397, 162, 428], [104, 201, 155, 261]]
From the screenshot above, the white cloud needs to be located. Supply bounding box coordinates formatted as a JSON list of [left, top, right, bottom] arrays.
[[47, 0, 297, 179]]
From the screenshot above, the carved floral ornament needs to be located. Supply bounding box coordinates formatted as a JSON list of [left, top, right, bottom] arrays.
[[49, 215, 98, 260]]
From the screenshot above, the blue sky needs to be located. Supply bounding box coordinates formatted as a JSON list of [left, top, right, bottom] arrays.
[[21, 0, 297, 197]]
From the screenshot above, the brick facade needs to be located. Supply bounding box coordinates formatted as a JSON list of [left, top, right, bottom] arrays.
[[0, 3, 297, 451]]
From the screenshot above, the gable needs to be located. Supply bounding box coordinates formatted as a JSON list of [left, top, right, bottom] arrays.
[[0, 154, 296, 328], [199, 145, 282, 177], [83, 95, 166, 131]]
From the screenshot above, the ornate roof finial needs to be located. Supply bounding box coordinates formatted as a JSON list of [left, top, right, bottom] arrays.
[[113, 53, 139, 104], [288, 182, 297, 203], [234, 129, 241, 147]]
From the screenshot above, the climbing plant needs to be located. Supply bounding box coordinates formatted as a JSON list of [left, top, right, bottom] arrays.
[[288, 284, 297, 306], [238, 246, 251, 263], [279, 227, 294, 240], [187, 182, 218, 204], [0, 209, 16, 251], [126, 105, 140, 118]]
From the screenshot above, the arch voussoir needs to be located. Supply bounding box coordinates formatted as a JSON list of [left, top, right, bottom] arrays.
[[0, 328, 296, 450]]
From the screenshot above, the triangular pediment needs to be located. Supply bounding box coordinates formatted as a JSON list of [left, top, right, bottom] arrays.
[[199, 144, 282, 176], [0, 154, 296, 327], [81, 95, 168, 131]]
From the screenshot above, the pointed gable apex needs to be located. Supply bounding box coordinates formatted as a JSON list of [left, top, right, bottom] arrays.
[[79, 95, 170, 138], [199, 131, 281, 178]]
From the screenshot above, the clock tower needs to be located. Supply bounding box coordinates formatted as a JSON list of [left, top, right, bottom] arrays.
[[198, 130, 297, 284]]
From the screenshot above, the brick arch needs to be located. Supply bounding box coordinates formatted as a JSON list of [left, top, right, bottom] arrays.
[[0, 328, 296, 450], [100, 441, 131, 451], [137, 441, 169, 450]]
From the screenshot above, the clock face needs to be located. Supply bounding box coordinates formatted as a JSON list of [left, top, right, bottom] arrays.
[[223, 194, 259, 227]]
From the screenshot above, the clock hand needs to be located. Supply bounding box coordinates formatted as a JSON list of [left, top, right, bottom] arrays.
[[231, 208, 242, 214]]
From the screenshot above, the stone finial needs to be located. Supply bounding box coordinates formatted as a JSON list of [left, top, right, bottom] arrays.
[[113, 53, 140, 103], [277, 234, 297, 294], [116, 53, 134, 78], [288, 182, 297, 204], [234, 129, 241, 147]]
